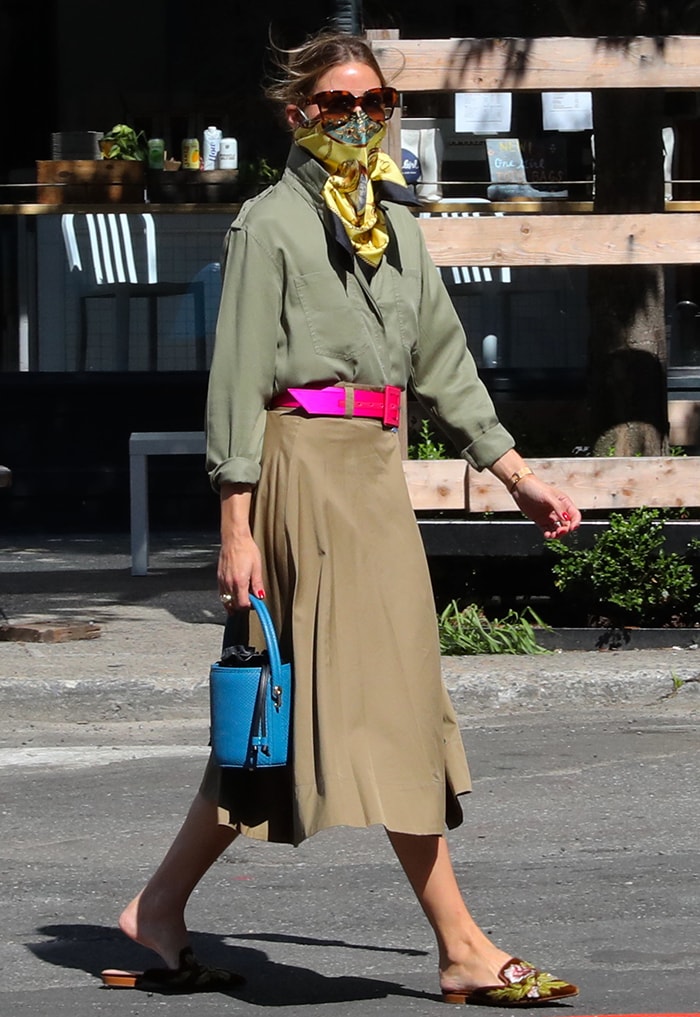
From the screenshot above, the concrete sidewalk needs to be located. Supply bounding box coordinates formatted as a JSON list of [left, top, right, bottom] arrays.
[[1, 533, 699, 723]]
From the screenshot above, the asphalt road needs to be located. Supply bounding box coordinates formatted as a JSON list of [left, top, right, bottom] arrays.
[[1, 533, 699, 1015], [1, 702, 698, 1017]]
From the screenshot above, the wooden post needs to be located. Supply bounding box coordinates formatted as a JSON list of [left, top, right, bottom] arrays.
[[366, 29, 409, 456], [366, 29, 402, 165]]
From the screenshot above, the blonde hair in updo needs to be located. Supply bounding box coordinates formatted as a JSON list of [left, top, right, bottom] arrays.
[[264, 29, 387, 113]]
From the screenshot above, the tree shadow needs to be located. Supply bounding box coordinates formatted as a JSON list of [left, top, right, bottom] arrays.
[[375, 32, 681, 98], [28, 922, 438, 1005], [0, 537, 225, 627]]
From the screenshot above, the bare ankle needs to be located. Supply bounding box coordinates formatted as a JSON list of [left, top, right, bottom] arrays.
[[116, 890, 188, 969], [439, 940, 512, 991]]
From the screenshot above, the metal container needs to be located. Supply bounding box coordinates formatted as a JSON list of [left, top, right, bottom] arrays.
[[51, 131, 103, 160], [181, 138, 200, 170], [147, 138, 165, 170]]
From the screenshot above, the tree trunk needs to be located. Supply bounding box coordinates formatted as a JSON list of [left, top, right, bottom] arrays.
[[588, 89, 669, 456]]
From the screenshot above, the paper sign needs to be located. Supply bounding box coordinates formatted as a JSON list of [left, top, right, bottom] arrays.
[[542, 92, 593, 132], [455, 92, 512, 133]]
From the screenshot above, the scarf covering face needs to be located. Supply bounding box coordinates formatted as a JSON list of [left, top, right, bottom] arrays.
[[295, 111, 407, 266]]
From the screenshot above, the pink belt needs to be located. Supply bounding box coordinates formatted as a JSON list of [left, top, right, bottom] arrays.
[[271, 385, 402, 428]]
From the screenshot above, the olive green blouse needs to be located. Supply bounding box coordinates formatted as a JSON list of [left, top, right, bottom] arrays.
[[206, 144, 514, 489]]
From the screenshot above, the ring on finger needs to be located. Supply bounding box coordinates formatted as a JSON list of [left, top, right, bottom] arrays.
[[219, 592, 233, 603]]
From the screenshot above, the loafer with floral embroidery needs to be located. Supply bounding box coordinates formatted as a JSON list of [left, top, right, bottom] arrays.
[[442, 957, 579, 1006]]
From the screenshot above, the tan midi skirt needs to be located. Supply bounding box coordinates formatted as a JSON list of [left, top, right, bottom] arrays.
[[200, 409, 471, 845]]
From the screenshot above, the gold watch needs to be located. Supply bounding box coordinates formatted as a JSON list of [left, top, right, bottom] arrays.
[[508, 466, 534, 493]]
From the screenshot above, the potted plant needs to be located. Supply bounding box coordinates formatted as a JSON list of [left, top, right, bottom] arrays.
[[88, 122, 146, 201], [37, 122, 147, 204], [99, 124, 148, 161]]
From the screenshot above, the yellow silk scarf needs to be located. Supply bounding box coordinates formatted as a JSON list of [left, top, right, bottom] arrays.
[[295, 121, 407, 267]]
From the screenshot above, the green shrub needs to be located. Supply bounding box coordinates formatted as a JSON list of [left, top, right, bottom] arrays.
[[548, 507, 698, 626], [408, 418, 447, 460], [437, 601, 551, 655]]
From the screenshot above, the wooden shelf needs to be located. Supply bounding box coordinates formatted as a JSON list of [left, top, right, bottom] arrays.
[[0, 203, 243, 216]]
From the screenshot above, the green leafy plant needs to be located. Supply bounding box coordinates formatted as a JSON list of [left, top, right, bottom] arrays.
[[409, 418, 448, 460], [548, 507, 698, 626], [437, 601, 551, 655], [100, 123, 147, 161], [238, 156, 281, 197]]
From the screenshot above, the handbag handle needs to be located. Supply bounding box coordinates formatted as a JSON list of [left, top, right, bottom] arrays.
[[249, 594, 285, 758], [249, 593, 284, 683]]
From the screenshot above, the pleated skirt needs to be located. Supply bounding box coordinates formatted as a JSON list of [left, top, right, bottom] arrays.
[[200, 408, 471, 845]]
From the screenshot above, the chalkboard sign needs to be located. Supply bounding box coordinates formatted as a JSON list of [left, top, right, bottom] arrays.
[[520, 137, 567, 185], [485, 138, 527, 184], [485, 137, 568, 185]]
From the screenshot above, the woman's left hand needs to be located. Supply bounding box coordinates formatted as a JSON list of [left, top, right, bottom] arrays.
[[511, 475, 581, 539]]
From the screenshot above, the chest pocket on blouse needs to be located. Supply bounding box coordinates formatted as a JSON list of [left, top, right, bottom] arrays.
[[294, 271, 371, 360]]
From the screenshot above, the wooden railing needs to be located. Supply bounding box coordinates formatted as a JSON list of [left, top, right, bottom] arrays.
[[373, 36, 700, 92], [370, 34, 700, 268], [403, 456, 700, 512], [367, 34, 699, 512]]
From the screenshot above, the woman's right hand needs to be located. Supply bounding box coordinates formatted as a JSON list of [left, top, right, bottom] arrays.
[[217, 482, 265, 611], [217, 533, 264, 611]]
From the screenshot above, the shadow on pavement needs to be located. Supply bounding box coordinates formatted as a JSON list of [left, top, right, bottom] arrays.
[[0, 534, 224, 626], [28, 923, 438, 1005]]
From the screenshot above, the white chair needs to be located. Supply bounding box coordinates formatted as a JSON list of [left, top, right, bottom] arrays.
[[61, 212, 206, 371]]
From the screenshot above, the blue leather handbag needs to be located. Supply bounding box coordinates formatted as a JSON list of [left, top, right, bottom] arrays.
[[209, 594, 292, 769]]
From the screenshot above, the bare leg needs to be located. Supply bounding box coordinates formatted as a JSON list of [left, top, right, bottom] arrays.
[[387, 831, 512, 994], [118, 792, 238, 969]]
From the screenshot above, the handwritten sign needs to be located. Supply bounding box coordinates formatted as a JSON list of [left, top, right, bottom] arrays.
[[485, 138, 527, 183], [520, 137, 568, 184]]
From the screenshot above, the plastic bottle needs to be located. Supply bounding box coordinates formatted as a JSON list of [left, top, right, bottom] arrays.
[[218, 137, 238, 170]]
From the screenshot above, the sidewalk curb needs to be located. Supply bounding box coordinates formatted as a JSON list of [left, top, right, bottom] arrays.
[[2, 655, 698, 724]]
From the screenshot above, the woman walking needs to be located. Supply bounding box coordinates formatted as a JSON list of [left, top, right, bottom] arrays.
[[102, 29, 581, 1006]]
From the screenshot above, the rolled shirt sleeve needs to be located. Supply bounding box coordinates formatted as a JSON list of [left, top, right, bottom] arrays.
[[206, 226, 283, 489]]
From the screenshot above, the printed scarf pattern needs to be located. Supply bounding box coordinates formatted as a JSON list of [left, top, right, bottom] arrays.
[[295, 118, 407, 267]]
